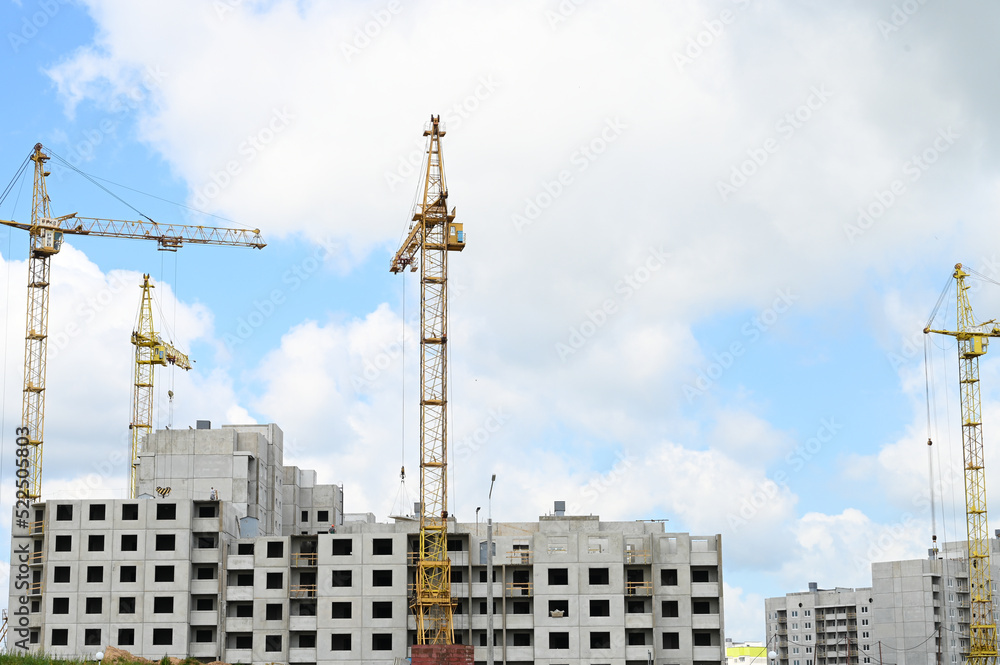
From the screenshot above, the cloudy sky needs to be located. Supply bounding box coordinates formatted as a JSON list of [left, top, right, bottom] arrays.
[[1, 0, 998, 641]]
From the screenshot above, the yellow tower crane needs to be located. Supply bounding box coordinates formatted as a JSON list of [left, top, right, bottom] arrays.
[[390, 115, 466, 645], [130, 274, 193, 498], [0, 143, 265, 502], [925, 263, 999, 665]]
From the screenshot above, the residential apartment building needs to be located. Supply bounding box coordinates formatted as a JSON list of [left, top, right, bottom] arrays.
[[8, 423, 726, 665], [764, 584, 873, 665]]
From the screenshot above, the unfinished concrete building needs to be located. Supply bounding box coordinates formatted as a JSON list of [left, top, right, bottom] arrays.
[[8, 423, 725, 665]]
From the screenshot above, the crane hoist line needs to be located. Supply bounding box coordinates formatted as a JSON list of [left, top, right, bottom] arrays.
[[925, 263, 999, 665], [0, 143, 266, 505], [390, 115, 466, 646]]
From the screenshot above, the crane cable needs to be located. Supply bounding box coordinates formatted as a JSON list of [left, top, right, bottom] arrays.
[[923, 336, 938, 552]]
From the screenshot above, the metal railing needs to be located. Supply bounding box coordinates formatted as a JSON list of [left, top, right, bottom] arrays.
[[28, 520, 43, 535], [507, 550, 532, 565], [626, 581, 653, 596], [505, 582, 532, 597], [291, 552, 318, 566], [624, 549, 652, 564], [290, 585, 317, 598]]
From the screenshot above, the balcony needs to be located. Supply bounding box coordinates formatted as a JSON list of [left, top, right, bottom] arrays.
[[505, 582, 532, 597], [290, 584, 317, 599], [191, 579, 219, 595], [28, 520, 43, 536], [192, 548, 220, 564], [626, 581, 652, 596], [289, 615, 317, 631], [693, 614, 721, 629], [228, 554, 254, 569], [28, 551, 43, 565], [27, 582, 41, 596], [225, 586, 253, 601], [225, 649, 251, 663], [292, 552, 318, 567], [190, 610, 219, 625], [189, 642, 218, 659], [289, 647, 317, 662], [225, 617, 253, 632]]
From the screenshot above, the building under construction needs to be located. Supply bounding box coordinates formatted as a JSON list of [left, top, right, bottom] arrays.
[[7, 422, 726, 665]]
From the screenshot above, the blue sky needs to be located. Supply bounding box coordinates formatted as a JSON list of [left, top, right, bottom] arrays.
[[1, 0, 998, 641]]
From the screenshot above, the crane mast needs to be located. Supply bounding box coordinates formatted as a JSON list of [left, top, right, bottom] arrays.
[[130, 274, 193, 498], [2, 143, 265, 502], [391, 115, 466, 645], [925, 263, 999, 665]]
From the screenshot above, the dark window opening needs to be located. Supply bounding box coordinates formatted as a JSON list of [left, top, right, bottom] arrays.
[[195, 629, 214, 643], [373, 601, 393, 619], [266, 572, 283, 589], [590, 599, 610, 616], [694, 600, 712, 614], [152, 628, 172, 646], [120, 534, 138, 551], [196, 535, 217, 549], [332, 539, 353, 555], [156, 503, 177, 520], [85, 597, 102, 614], [266, 603, 283, 620], [53, 567, 70, 583], [84, 629, 101, 646], [118, 628, 135, 646], [663, 632, 680, 649], [628, 631, 647, 646], [317, 510, 329, 522], [52, 597, 69, 614], [55, 505, 72, 521], [121, 504, 138, 520], [195, 597, 215, 611], [548, 568, 569, 585], [154, 565, 174, 582], [267, 541, 284, 558], [237, 542, 254, 555], [331, 570, 353, 587], [372, 569, 392, 587], [694, 632, 713, 646], [331, 601, 352, 618], [513, 632, 531, 647], [589, 567, 610, 585], [627, 599, 647, 614], [120, 566, 137, 583], [55, 535, 71, 552], [196, 566, 217, 580], [89, 504, 106, 520], [119, 597, 136, 614], [372, 633, 392, 650], [198, 504, 217, 518], [372, 537, 392, 555], [88, 534, 105, 552], [549, 632, 570, 649], [549, 599, 569, 617], [661, 568, 678, 586], [331, 634, 352, 651], [153, 596, 174, 613], [590, 632, 611, 649], [51, 629, 68, 646], [513, 601, 530, 614], [155, 533, 175, 551], [663, 600, 679, 617], [86, 566, 103, 583]]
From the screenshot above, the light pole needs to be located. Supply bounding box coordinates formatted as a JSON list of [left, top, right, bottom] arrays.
[[487, 473, 496, 665]]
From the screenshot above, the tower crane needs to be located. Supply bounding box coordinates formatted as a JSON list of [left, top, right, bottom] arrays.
[[925, 263, 999, 665], [0, 143, 265, 502], [130, 274, 193, 498], [390, 115, 466, 645]]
